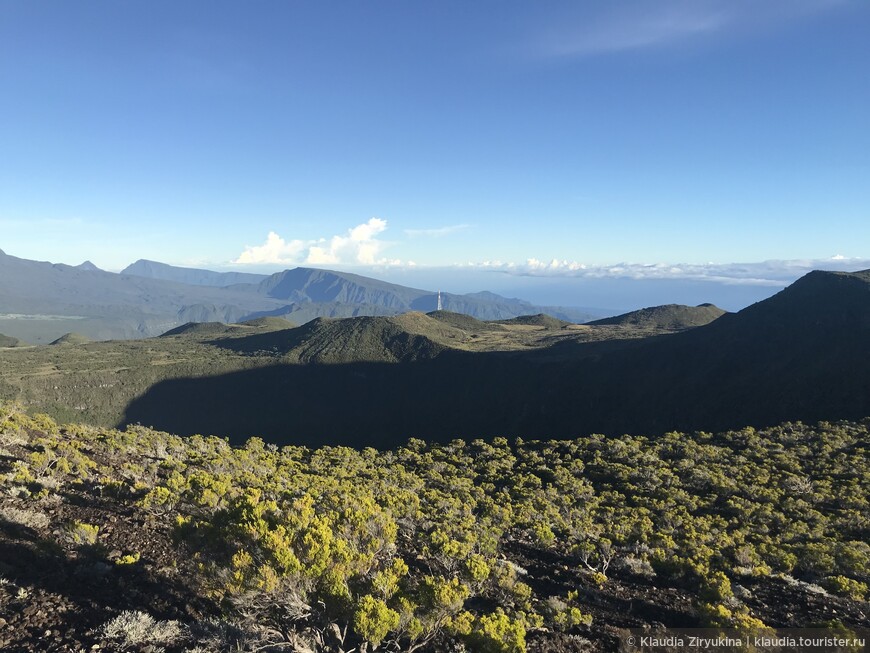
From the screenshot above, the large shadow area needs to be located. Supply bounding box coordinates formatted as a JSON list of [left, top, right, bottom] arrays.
[[121, 321, 870, 448], [122, 270, 870, 447], [123, 350, 551, 447]]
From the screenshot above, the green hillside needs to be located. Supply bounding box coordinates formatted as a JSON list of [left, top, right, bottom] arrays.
[[494, 313, 574, 328], [0, 310, 592, 433], [587, 303, 726, 329]]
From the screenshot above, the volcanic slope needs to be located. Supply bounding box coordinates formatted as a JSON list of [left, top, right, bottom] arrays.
[[495, 313, 574, 329], [0, 309, 620, 437], [1, 407, 867, 652], [548, 269, 870, 435], [116, 270, 870, 446], [208, 311, 544, 361], [161, 322, 250, 338], [49, 333, 91, 346], [0, 334, 26, 348], [4, 272, 866, 446], [214, 314, 450, 363], [0, 317, 297, 427], [207, 311, 603, 361], [587, 303, 726, 329]]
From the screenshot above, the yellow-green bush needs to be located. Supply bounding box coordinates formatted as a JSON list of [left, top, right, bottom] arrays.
[[822, 575, 868, 601]]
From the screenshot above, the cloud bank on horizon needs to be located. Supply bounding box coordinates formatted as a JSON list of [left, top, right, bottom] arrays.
[[232, 219, 868, 287], [462, 257, 870, 286]]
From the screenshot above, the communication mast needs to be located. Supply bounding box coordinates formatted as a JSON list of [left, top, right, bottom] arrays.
[[437, 291, 443, 311]]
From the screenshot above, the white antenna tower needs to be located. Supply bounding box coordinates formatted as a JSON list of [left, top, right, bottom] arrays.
[[437, 291, 442, 311]]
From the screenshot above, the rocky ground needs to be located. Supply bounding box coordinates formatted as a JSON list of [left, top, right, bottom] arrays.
[[1, 403, 868, 653], [2, 480, 867, 652]]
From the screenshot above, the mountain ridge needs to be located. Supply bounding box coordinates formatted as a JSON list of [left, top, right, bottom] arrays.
[[116, 268, 870, 444], [0, 251, 600, 342], [122, 259, 269, 287]]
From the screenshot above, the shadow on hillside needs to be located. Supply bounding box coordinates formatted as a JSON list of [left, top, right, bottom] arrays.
[[504, 540, 701, 628], [121, 350, 553, 448], [0, 517, 211, 627], [204, 323, 310, 354], [119, 296, 870, 447]]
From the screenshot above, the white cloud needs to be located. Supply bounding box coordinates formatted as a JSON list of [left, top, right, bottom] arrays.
[[404, 224, 470, 238], [234, 218, 400, 267], [234, 219, 870, 284], [234, 231, 308, 265], [307, 217, 389, 265], [457, 256, 870, 285], [526, 258, 587, 272]]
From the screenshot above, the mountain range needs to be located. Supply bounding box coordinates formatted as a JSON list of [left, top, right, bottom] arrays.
[[0, 250, 601, 342]]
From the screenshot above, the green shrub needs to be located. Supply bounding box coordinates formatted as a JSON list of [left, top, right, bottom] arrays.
[[822, 575, 868, 601], [115, 552, 141, 566], [63, 520, 99, 547], [354, 594, 400, 647], [466, 609, 527, 653]]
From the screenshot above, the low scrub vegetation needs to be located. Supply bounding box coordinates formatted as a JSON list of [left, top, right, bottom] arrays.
[[0, 402, 867, 651]]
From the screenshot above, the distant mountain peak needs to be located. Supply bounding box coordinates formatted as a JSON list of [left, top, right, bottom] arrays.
[[737, 268, 870, 325], [804, 268, 870, 284], [769, 268, 870, 302], [122, 259, 269, 287], [76, 260, 101, 271], [50, 332, 91, 345]]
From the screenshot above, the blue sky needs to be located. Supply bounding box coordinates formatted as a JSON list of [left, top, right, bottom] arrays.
[[1, 1, 868, 308]]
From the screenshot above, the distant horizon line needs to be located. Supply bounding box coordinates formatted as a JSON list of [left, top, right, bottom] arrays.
[[4, 247, 869, 287]]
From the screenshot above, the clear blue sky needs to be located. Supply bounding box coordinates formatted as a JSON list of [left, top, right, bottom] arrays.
[[0, 1, 868, 302]]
